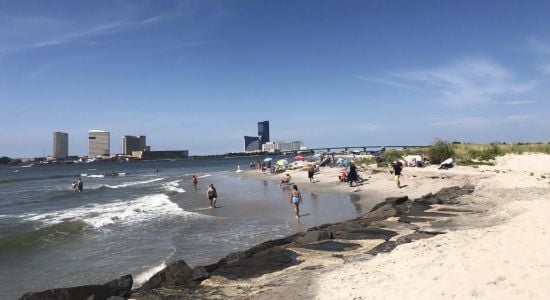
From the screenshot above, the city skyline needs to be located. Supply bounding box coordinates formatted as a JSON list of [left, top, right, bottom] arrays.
[[2, 1, 550, 157]]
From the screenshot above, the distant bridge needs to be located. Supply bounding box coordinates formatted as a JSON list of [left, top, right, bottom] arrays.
[[286, 145, 430, 154]]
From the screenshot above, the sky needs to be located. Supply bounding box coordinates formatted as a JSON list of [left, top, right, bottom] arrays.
[[1, 0, 550, 157]]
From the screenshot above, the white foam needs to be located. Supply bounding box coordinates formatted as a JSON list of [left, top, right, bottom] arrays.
[[134, 248, 177, 287], [89, 175, 105, 178], [23, 194, 204, 229], [105, 178, 164, 189], [163, 180, 185, 193], [198, 174, 210, 179]]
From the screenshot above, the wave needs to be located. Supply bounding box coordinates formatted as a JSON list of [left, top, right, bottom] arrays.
[[163, 180, 185, 194], [134, 247, 177, 287], [104, 178, 164, 189], [197, 174, 211, 179], [81, 174, 105, 178], [23, 194, 203, 229], [0, 220, 87, 251]]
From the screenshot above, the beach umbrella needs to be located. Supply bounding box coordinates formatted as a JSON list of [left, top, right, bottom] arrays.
[[264, 157, 273, 162], [294, 155, 304, 160], [276, 159, 289, 166]]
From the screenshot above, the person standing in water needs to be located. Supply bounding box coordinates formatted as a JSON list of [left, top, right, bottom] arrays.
[[192, 175, 198, 190], [206, 184, 218, 208], [290, 185, 302, 218], [77, 178, 83, 192]]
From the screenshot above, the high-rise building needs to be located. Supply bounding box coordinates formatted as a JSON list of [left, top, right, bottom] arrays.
[[122, 135, 146, 155], [257, 121, 270, 145], [53, 132, 68, 160], [244, 136, 261, 152], [89, 130, 110, 157], [291, 141, 305, 151]]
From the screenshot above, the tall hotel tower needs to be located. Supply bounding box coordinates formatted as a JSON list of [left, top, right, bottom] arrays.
[[88, 130, 110, 157], [258, 121, 270, 145], [122, 135, 146, 155], [52, 132, 68, 160]]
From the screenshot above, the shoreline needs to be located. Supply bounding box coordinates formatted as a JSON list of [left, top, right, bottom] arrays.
[[20, 154, 550, 299]]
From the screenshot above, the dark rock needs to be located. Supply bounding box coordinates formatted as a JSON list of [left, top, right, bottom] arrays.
[[334, 227, 397, 241], [20, 275, 132, 300], [211, 247, 299, 280], [301, 265, 324, 271], [416, 186, 474, 205], [301, 241, 360, 252], [192, 266, 209, 281], [398, 216, 435, 223], [295, 230, 333, 243], [367, 241, 398, 255], [363, 196, 410, 224], [139, 261, 195, 292]]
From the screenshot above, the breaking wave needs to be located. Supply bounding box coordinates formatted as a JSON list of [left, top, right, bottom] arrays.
[[22, 193, 202, 229], [104, 178, 164, 189], [134, 247, 177, 287], [163, 180, 185, 194]]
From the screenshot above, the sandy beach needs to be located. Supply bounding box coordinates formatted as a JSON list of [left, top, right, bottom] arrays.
[[20, 154, 550, 300], [229, 154, 550, 299]]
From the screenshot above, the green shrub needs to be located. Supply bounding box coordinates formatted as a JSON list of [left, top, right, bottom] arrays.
[[382, 150, 405, 163], [355, 157, 377, 165], [428, 139, 454, 164]]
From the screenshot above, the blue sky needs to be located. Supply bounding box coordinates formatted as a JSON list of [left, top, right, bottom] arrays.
[[1, 0, 550, 157]]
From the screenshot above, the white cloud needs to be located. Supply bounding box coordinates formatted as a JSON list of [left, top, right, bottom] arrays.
[[391, 58, 535, 106], [503, 100, 536, 105]]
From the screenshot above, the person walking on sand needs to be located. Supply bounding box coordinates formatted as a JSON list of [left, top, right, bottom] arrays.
[[192, 175, 198, 191], [391, 160, 403, 188], [290, 185, 302, 218], [206, 184, 218, 208], [348, 162, 358, 187], [308, 165, 315, 183]]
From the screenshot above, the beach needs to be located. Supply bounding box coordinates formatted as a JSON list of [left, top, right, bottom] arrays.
[[15, 154, 550, 299], [227, 154, 550, 299]]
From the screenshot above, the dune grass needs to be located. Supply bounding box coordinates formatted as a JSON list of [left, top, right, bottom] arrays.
[[355, 141, 550, 166]]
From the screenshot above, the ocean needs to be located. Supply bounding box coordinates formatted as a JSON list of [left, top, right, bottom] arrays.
[[0, 157, 366, 298]]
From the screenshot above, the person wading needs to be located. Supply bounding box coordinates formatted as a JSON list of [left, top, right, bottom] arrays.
[[206, 184, 218, 208], [290, 185, 302, 218], [192, 175, 198, 191]]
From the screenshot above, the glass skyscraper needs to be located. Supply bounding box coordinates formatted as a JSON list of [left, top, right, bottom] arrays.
[[257, 121, 270, 145]]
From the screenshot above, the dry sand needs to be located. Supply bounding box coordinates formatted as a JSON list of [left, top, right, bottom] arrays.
[[237, 154, 550, 299]]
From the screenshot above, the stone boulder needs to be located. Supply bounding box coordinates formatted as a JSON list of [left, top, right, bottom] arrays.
[[20, 275, 132, 300], [416, 186, 474, 205], [363, 196, 410, 224], [138, 260, 195, 292]]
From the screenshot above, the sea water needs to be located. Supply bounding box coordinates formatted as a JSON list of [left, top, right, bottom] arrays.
[[0, 158, 367, 298]]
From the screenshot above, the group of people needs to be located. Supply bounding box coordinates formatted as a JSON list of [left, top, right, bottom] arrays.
[[191, 175, 218, 208], [337, 163, 361, 187], [71, 178, 83, 192]]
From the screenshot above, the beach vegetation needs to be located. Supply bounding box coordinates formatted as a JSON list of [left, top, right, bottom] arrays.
[[0, 156, 12, 164], [354, 157, 377, 165], [382, 150, 405, 163], [428, 140, 454, 164]]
